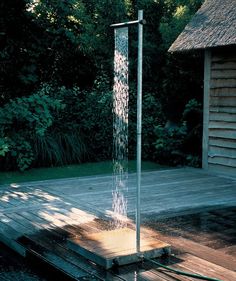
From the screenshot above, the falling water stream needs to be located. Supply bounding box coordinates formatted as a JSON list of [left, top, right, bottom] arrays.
[[112, 27, 129, 228]]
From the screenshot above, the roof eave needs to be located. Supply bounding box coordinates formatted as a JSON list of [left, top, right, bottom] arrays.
[[168, 43, 236, 53]]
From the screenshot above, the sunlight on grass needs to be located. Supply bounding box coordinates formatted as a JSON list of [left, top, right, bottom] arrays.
[[0, 161, 164, 185]]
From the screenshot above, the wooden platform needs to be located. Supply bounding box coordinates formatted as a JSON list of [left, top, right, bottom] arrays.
[[68, 227, 170, 269], [0, 168, 236, 280]]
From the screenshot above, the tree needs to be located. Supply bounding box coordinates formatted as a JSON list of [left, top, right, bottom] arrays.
[[0, 0, 41, 104], [158, 0, 203, 123], [0, 0, 205, 170]]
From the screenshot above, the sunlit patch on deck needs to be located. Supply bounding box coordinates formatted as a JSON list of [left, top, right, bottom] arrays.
[[68, 227, 170, 269]]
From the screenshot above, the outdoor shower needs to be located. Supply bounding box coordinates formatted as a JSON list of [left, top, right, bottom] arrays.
[[111, 10, 144, 253], [68, 11, 170, 269]]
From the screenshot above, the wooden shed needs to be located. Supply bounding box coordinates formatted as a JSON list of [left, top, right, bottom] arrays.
[[169, 0, 236, 177]]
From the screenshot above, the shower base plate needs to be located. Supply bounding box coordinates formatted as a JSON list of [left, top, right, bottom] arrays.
[[67, 227, 170, 269]]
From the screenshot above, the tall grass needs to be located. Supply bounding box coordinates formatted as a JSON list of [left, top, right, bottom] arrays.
[[33, 130, 87, 167]]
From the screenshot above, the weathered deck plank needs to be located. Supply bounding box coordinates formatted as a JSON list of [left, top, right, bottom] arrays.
[[143, 225, 236, 271], [175, 253, 236, 281], [0, 215, 27, 257]]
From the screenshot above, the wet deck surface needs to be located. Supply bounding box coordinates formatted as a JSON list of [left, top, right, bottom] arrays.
[[0, 168, 236, 280]]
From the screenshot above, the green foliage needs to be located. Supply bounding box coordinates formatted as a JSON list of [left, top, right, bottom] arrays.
[[35, 78, 113, 163], [154, 99, 202, 167], [160, 52, 203, 123], [1, 0, 205, 171], [60, 75, 113, 161], [34, 131, 87, 168], [129, 86, 165, 159], [159, 0, 203, 49], [0, 91, 63, 170], [154, 124, 187, 165], [128, 0, 164, 89], [158, 0, 204, 122]]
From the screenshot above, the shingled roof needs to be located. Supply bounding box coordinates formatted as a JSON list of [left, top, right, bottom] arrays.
[[169, 0, 236, 52]]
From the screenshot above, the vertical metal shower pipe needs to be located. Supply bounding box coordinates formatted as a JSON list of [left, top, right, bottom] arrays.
[[136, 9, 143, 253]]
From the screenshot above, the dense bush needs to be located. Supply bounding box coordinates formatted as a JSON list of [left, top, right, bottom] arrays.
[[31, 84, 88, 168], [154, 99, 202, 167], [0, 81, 113, 171], [0, 92, 64, 170], [35, 80, 113, 166], [33, 82, 112, 168], [68, 77, 113, 161], [128, 86, 165, 159]]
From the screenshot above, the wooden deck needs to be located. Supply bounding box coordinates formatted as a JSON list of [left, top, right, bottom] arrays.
[[0, 168, 236, 280]]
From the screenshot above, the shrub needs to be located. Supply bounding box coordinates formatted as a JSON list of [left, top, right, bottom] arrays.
[[154, 124, 187, 166], [33, 130, 87, 168], [36, 79, 113, 164], [153, 99, 202, 167], [128, 86, 165, 160], [0, 91, 64, 171], [79, 88, 113, 161]]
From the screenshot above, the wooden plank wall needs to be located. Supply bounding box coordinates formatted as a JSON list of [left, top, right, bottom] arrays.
[[207, 48, 236, 176]]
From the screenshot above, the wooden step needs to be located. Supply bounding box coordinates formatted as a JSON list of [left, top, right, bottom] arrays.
[[0, 214, 27, 256]]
